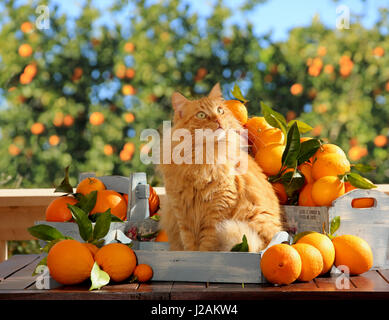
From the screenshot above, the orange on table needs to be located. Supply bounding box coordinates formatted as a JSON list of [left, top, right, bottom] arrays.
[[311, 153, 350, 181], [292, 243, 323, 281], [298, 183, 317, 207], [47, 239, 94, 285], [260, 244, 302, 285], [312, 176, 345, 207], [255, 143, 285, 176], [297, 232, 335, 275], [133, 264, 153, 283], [83, 243, 99, 258], [272, 182, 288, 205], [224, 100, 248, 125], [332, 235, 373, 275], [95, 243, 137, 282], [345, 182, 375, 208], [90, 190, 127, 221], [155, 230, 169, 242], [76, 177, 106, 196], [45, 196, 78, 222]]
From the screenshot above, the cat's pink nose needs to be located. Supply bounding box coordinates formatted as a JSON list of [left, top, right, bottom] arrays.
[[215, 118, 223, 129]]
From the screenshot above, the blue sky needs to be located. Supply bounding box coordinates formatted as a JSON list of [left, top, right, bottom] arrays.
[[52, 0, 388, 41]]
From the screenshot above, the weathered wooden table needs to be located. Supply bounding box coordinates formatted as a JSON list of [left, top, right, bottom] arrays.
[[1, 254, 389, 300]]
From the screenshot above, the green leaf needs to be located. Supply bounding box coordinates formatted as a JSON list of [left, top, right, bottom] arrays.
[[68, 204, 93, 242], [292, 231, 315, 244], [150, 214, 160, 222], [54, 166, 74, 194], [89, 209, 124, 223], [89, 262, 110, 291], [330, 216, 341, 236], [345, 172, 377, 189], [93, 210, 112, 241], [231, 83, 248, 103], [231, 234, 249, 252], [41, 239, 63, 253], [282, 121, 301, 168], [260, 102, 287, 136], [27, 225, 65, 241], [281, 170, 305, 198], [352, 163, 376, 173], [287, 120, 313, 134], [76, 190, 97, 214], [297, 139, 321, 165]]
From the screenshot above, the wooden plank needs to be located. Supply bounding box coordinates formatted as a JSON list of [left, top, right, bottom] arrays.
[[314, 273, 356, 290], [135, 281, 173, 300], [377, 269, 389, 283], [0, 254, 41, 281], [0, 241, 7, 263], [135, 250, 262, 283], [350, 270, 389, 291], [0, 254, 43, 290]]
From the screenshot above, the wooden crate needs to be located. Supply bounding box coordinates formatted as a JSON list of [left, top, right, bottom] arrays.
[[34, 173, 290, 284], [282, 188, 389, 269]]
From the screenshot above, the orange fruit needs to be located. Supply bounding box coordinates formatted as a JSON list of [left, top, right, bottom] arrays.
[[103, 144, 114, 156], [123, 142, 135, 153], [122, 84, 136, 95], [124, 42, 135, 53], [292, 243, 323, 281], [124, 112, 135, 123], [260, 244, 302, 285], [76, 177, 106, 196], [83, 243, 99, 258], [8, 144, 21, 156], [224, 100, 248, 125], [120, 149, 134, 161], [312, 176, 345, 207], [89, 112, 105, 126], [373, 46, 384, 57], [123, 193, 128, 204], [125, 68, 135, 79], [245, 117, 272, 144], [133, 264, 153, 283], [19, 73, 32, 84], [298, 162, 313, 184], [344, 182, 375, 208], [254, 127, 285, 151], [311, 153, 350, 181], [298, 183, 317, 207], [45, 196, 78, 222], [255, 143, 285, 176], [24, 63, 38, 78], [21, 21, 34, 33], [313, 143, 346, 161], [374, 135, 387, 147], [95, 243, 137, 282], [297, 232, 335, 274], [49, 135, 60, 146], [332, 235, 373, 275], [324, 64, 334, 74], [91, 190, 127, 221], [30, 122, 45, 135], [18, 44, 33, 57], [155, 230, 169, 242], [272, 182, 288, 205], [290, 83, 303, 96], [47, 239, 94, 285], [149, 186, 160, 214]]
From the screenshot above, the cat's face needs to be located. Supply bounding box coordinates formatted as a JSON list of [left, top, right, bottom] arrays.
[[171, 83, 241, 132]]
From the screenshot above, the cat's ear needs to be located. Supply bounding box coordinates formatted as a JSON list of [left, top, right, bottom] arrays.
[[208, 83, 223, 100], [172, 92, 188, 117]]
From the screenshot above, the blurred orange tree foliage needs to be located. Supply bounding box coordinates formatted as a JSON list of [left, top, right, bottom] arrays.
[[0, 0, 388, 187]]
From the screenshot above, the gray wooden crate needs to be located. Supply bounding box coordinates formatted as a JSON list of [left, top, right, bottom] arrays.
[[34, 173, 290, 285], [283, 189, 389, 269]]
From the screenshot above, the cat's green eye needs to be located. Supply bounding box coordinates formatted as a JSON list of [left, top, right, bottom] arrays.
[[196, 111, 207, 119], [217, 107, 224, 114]]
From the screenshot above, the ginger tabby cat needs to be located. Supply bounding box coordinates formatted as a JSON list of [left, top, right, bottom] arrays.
[[158, 83, 283, 252]]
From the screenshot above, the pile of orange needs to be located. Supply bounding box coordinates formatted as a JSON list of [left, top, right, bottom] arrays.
[[45, 177, 160, 222], [225, 99, 373, 209], [47, 239, 153, 287], [260, 232, 373, 285]]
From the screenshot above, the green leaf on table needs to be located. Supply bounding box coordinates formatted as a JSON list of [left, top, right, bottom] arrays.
[[330, 216, 341, 236], [352, 163, 376, 173], [231, 234, 249, 252], [287, 120, 313, 133], [261, 102, 287, 136], [297, 139, 321, 165], [89, 262, 110, 291], [54, 166, 74, 194], [27, 224, 65, 241], [93, 210, 112, 241], [75, 190, 97, 214], [282, 121, 301, 168], [68, 204, 93, 242], [345, 172, 377, 189], [231, 83, 248, 103]]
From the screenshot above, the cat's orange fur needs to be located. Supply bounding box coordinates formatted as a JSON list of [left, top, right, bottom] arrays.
[[158, 83, 283, 252]]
